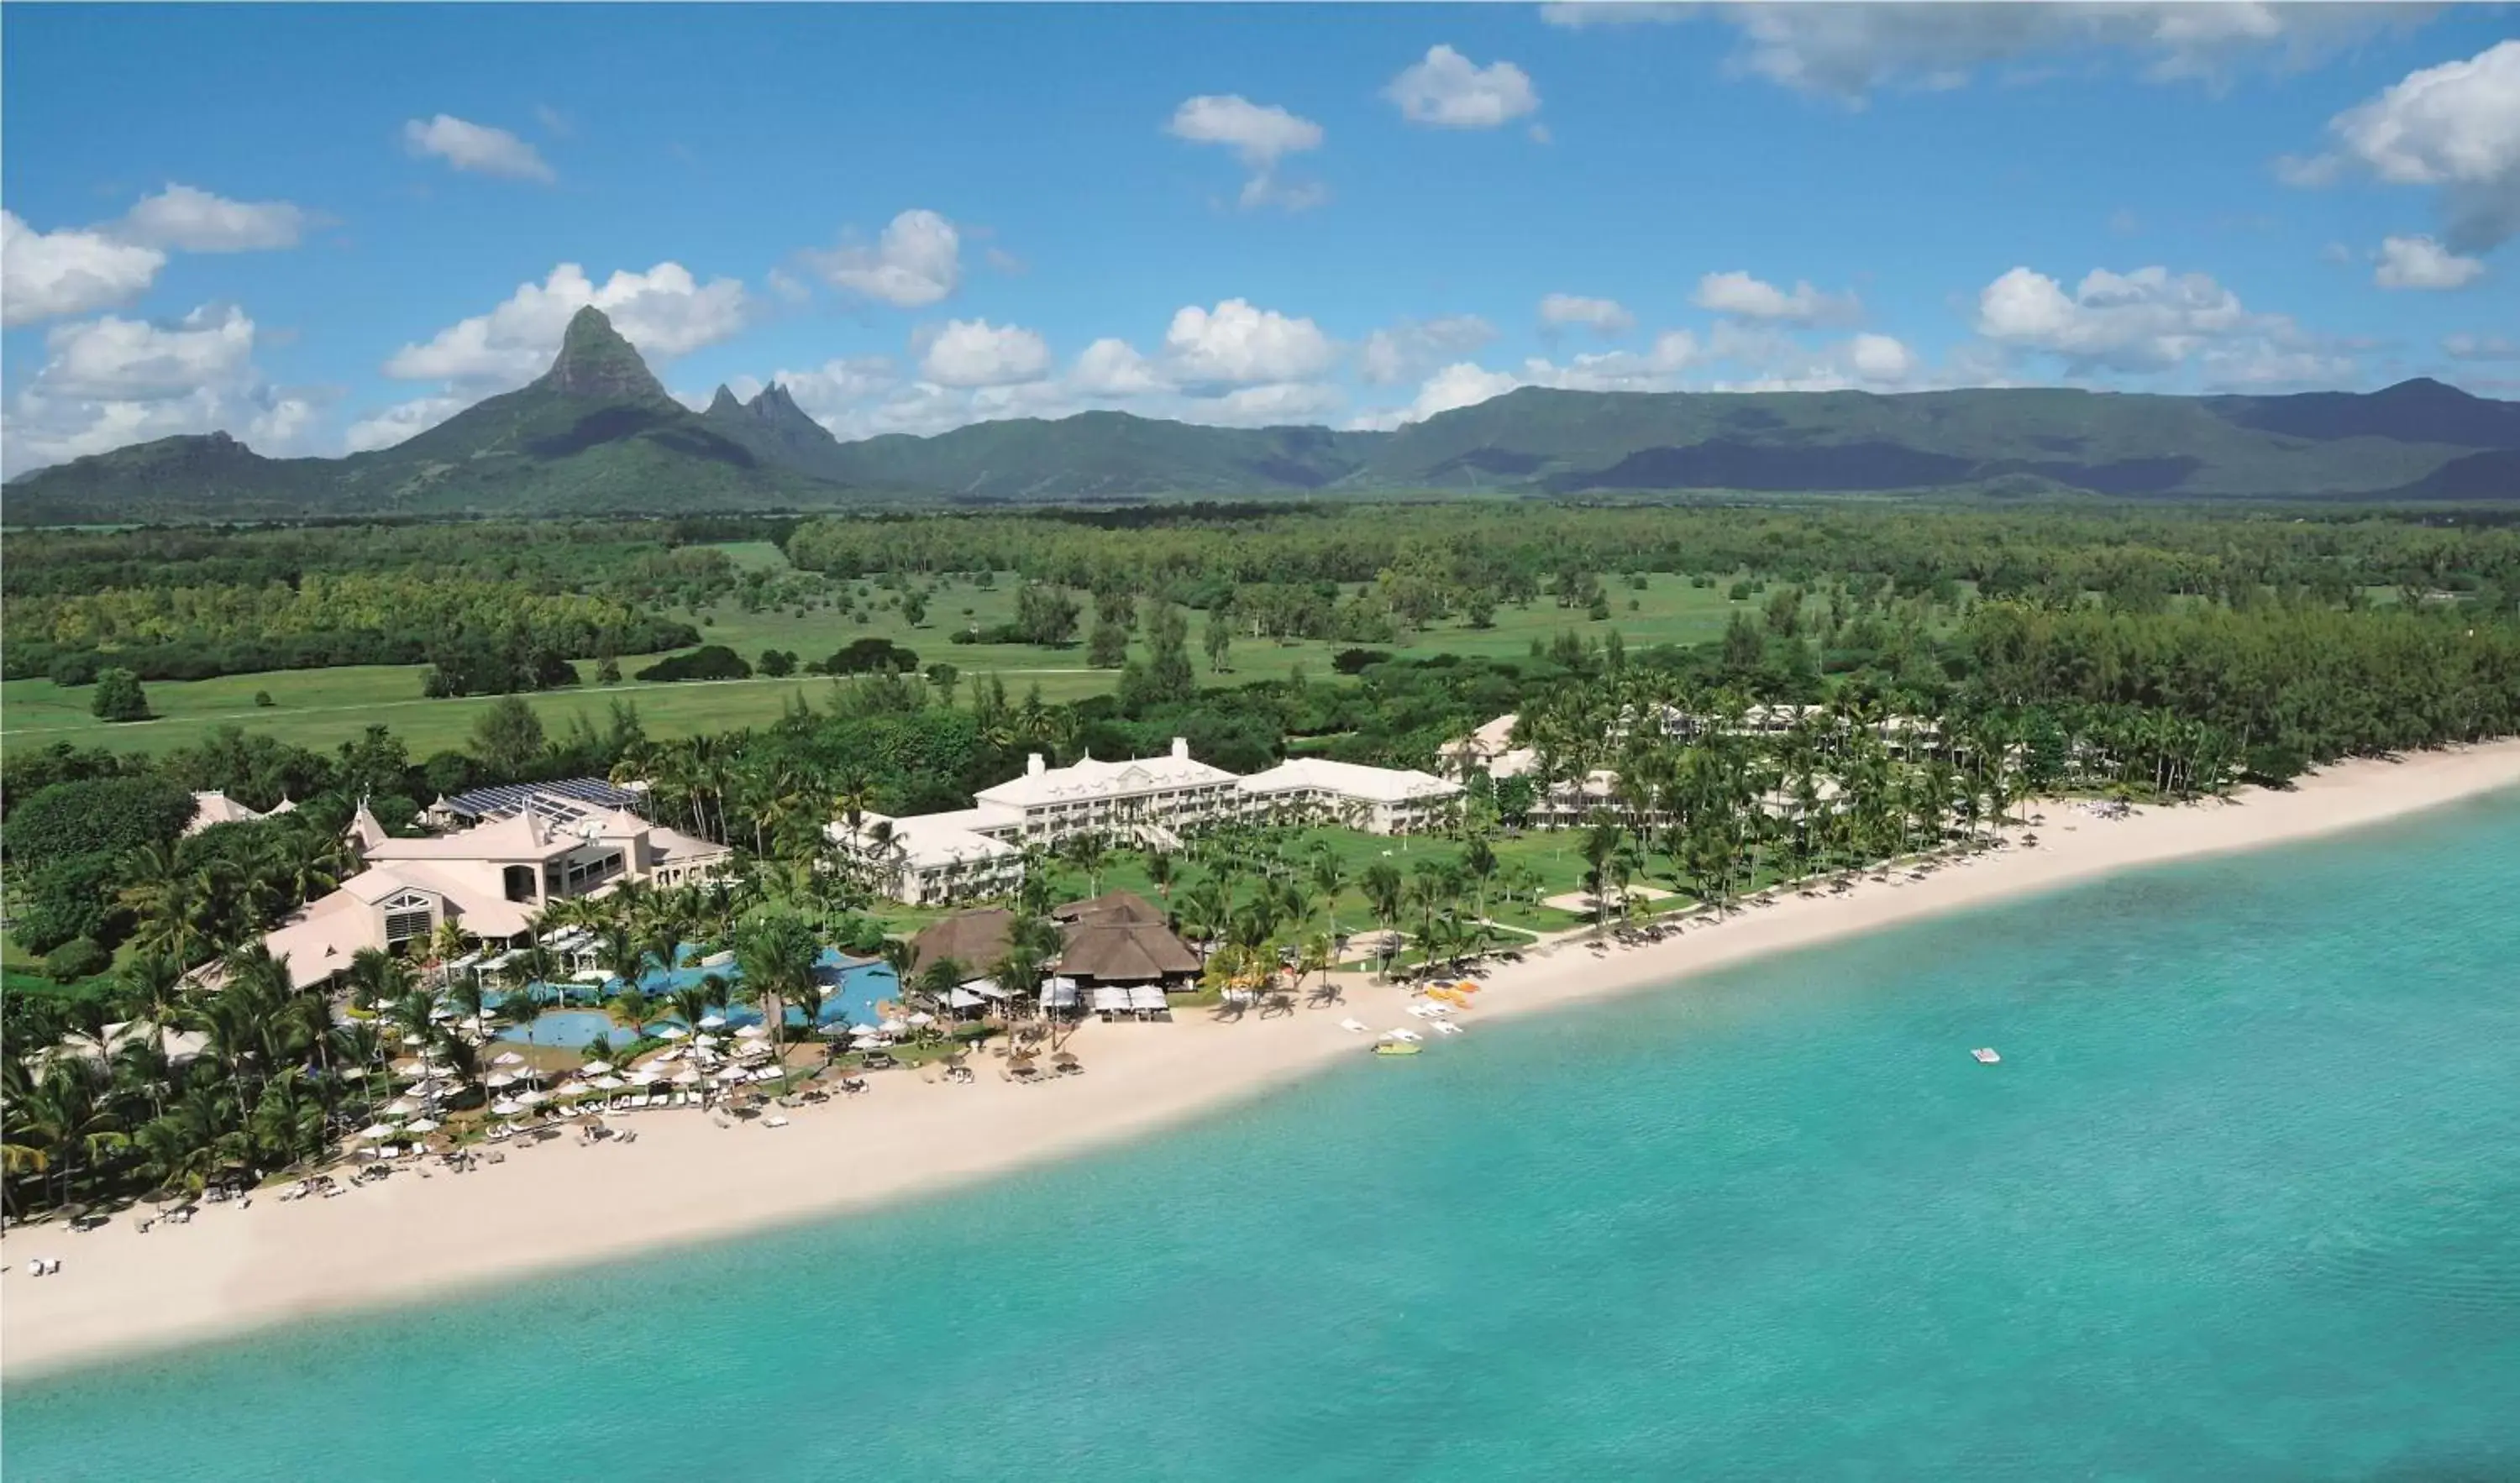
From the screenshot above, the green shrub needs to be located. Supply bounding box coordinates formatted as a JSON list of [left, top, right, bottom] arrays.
[[43, 937, 113, 983], [635, 645, 753, 683], [92, 668, 151, 721], [4, 776, 197, 867]]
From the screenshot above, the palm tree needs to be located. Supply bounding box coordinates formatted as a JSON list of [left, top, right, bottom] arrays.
[[732, 912, 822, 1058], [1361, 861, 1404, 981], [1460, 836, 1499, 930], [1308, 848, 1350, 949], [1296, 931, 1336, 1003], [1061, 832, 1112, 897]]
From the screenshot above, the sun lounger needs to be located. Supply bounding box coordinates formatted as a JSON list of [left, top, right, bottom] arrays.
[[1339, 1018, 1370, 1033], [1433, 1020, 1465, 1035], [763, 1116, 790, 1129]]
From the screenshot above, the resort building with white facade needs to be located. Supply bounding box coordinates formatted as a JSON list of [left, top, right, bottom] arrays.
[[832, 738, 1465, 906]]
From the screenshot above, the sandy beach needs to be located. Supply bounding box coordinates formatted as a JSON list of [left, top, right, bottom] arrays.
[[9, 742, 2519, 1379]]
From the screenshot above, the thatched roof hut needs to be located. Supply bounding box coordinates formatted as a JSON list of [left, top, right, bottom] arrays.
[[1057, 920, 1200, 985], [908, 909, 1015, 977], [1050, 890, 1168, 927]]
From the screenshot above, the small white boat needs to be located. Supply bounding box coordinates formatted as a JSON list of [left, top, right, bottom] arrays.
[[1971, 1047, 2002, 1064]]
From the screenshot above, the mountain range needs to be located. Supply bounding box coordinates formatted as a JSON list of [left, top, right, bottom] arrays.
[[7, 306, 2515, 524]]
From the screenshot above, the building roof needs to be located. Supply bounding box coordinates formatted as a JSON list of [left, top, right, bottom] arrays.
[[364, 809, 566, 861], [259, 892, 381, 990], [1058, 920, 1202, 983], [909, 909, 1016, 977], [436, 778, 648, 825], [1049, 889, 1168, 926], [829, 810, 1020, 873], [185, 790, 265, 835], [1238, 757, 1462, 805], [974, 741, 1237, 810]]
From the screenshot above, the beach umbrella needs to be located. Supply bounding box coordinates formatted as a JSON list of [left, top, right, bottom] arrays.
[[879, 1018, 909, 1035], [735, 1023, 769, 1040], [592, 1075, 627, 1091], [517, 1089, 549, 1107], [694, 1034, 721, 1048], [628, 1068, 659, 1085], [485, 1071, 517, 1089], [340, 1066, 369, 1080], [493, 1051, 527, 1067], [405, 1117, 440, 1134], [658, 1025, 690, 1041], [580, 1060, 615, 1076], [490, 1098, 522, 1117], [671, 1066, 701, 1085], [698, 1014, 727, 1030], [384, 1096, 421, 1116], [906, 1012, 936, 1026], [355, 1123, 397, 1140]]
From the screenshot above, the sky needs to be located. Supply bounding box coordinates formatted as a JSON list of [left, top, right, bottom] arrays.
[[3, 3, 2517, 478]]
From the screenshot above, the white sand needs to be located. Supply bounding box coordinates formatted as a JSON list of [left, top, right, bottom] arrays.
[[8, 742, 2517, 1377]]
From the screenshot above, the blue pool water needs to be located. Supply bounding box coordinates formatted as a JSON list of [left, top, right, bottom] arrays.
[[490, 951, 899, 1047], [12, 789, 2520, 1480]]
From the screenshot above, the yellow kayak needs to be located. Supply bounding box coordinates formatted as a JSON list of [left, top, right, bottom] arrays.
[[1372, 1041, 1422, 1057]]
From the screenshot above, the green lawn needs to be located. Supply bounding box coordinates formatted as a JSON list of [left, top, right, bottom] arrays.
[[0, 570, 1766, 760], [1025, 825, 1683, 942]]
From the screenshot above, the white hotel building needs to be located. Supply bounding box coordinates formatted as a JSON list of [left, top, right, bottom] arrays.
[[831, 738, 1461, 906]]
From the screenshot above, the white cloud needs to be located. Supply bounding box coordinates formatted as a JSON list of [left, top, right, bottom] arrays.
[[1846, 332, 1919, 383], [402, 114, 555, 182], [806, 209, 962, 308], [1071, 338, 1169, 397], [2444, 332, 2519, 361], [1358, 314, 1497, 384], [1538, 293, 1635, 336], [1691, 270, 1862, 325], [917, 318, 1053, 388], [1165, 95, 1327, 211], [1408, 361, 1528, 421], [2287, 40, 2520, 253], [1576, 3, 2431, 102], [2373, 233, 2486, 290], [769, 358, 902, 426], [2, 304, 318, 476], [1385, 45, 1541, 129], [1162, 298, 1337, 387], [1973, 263, 2325, 382], [118, 184, 312, 252], [383, 262, 750, 386], [1192, 381, 1347, 427], [344, 395, 468, 453], [1, 210, 166, 327]]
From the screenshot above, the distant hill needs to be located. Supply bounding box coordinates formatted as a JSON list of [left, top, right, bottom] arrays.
[[8, 308, 2515, 523]]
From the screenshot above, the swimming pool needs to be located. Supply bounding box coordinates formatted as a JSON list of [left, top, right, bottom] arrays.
[[491, 952, 900, 1049]]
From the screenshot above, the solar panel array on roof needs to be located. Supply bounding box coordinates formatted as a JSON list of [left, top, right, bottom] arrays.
[[441, 778, 645, 827]]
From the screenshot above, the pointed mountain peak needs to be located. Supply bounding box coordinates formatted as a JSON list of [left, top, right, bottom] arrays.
[[706, 384, 743, 417], [537, 306, 669, 401], [753, 381, 800, 412]]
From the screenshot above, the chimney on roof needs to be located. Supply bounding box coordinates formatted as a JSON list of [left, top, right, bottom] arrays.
[[1171, 736, 1189, 761], [1027, 753, 1045, 777]]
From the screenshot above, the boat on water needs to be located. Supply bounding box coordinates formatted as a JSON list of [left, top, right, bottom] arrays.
[[1971, 1047, 2002, 1064], [1373, 1041, 1422, 1057]]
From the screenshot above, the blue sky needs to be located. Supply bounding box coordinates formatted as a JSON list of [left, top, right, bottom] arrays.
[[3, 3, 2515, 475]]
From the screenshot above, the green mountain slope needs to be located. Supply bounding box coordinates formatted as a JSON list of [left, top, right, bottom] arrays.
[[6, 306, 2514, 524]]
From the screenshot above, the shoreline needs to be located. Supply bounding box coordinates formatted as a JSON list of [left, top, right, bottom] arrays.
[[8, 741, 2519, 1380]]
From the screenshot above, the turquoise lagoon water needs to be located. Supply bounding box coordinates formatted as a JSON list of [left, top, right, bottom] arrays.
[[11, 792, 2520, 1480]]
